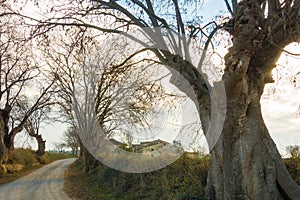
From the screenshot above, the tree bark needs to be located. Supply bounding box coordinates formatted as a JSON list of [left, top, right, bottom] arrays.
[[35, 135, 46, 156], [0, 129, 7, 174], [5, 125, 25, 151], [204, 1, 300, 199], [0, 127, 6, 166], [4, 133, 15, 151], [78, 137, 98, 173], [206, 87, 300, 199], [82, 145, 99, 173], [25, 124, 46, 156], [0, 108, 10, 169]]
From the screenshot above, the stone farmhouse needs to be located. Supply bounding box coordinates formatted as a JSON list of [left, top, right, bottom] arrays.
[[133, 139, 169, 153]]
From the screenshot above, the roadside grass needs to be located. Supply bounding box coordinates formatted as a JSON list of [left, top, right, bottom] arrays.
[[64, 160, 104, 200], [64, 153, 209, 200], [0, 148, 75, 185], [65, 154, 300, 200], [284, 157, 300, 185], [42, 151, 75, 164]]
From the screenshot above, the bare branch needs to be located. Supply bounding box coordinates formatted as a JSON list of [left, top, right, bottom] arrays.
[[224, 0, 234, 16]]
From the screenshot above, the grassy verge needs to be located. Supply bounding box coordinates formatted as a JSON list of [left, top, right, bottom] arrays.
[[64, 160, 101, 200], [64, 153, 209, 200], [284, 157, 300, 185], [0, 148, 75, 185], [0, 165, 42, 185], [64, 155, 300, 200]]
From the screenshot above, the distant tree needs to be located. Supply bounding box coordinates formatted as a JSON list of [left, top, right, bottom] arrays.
[[53, 142, 66, 153], [124, 130, 133, 148], [40, 27, 174, 172], [63, 126, 79, 156], [286, 145, 300, 159]]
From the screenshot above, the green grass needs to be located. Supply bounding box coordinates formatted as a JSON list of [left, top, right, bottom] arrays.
[[65, 153, 300, 200], [41, 151, 75, 164], [284, 157, 300, 185], [67, 153, 210, 200], [7, 148, 40, 169], [7, 148, 75, 166]]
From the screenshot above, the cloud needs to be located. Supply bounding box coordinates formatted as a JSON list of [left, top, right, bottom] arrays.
[[261, 43, 300, 154]]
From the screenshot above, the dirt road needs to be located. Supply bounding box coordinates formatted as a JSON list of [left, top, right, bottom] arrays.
[[0, 158, 76, 200]]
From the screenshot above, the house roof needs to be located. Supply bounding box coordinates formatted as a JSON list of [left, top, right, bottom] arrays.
[[109, 138, 127, 146]]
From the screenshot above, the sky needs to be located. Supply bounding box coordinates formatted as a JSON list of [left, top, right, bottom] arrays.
[[11, 0, 300, 155], [261, 43, 300, 155]]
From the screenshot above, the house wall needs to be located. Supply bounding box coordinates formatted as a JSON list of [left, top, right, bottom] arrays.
[[141, 143, 165, 153]]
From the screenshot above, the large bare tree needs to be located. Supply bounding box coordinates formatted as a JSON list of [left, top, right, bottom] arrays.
[[20, 103, 52, 156], [62, 126, 79, 156], [40, 26, 173, 172], [0, 5, 56, 170]]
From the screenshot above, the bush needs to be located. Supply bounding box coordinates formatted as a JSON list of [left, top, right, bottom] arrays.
[[284, 145, 300, 185], [286, 145, 300, 159], [42, 152, 75, 164], [7, 148, 39, 168], [77, 153, 210, 200], [7, 148, 75, 170]]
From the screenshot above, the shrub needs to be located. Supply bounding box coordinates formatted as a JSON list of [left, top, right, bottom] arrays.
[[284, 145, 300, 185], [78, 153, 210, 199], [7, 148, 39, 168]]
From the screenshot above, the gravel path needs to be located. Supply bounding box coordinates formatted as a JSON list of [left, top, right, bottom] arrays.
[[0, 158, 76, 200]]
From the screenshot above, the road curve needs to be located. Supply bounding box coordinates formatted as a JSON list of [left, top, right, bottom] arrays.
[[0, 158, 76, 200]]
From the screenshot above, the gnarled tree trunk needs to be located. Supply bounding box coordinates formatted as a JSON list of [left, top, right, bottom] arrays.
[[205, 1, 300, 199], [5, 124, 26, 151], [35, 135, 46, 156], [206, 77, 300, 199], [81, 146, 99, 173], [0, 108, 11, 171], [78, 137, 99, 173], [4, 132, 16, 151], [24, 121, 46, 156], [0, 126, 7, 174]]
